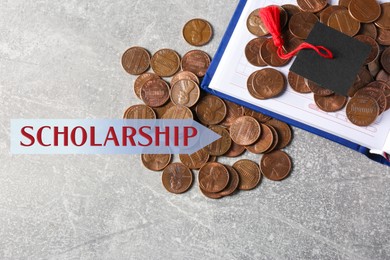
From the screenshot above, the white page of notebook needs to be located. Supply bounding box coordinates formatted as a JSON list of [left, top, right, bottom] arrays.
[[208, 0, 390, 155]]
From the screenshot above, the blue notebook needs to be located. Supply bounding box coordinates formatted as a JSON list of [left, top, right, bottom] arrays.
[[201, 0, 390, 167]]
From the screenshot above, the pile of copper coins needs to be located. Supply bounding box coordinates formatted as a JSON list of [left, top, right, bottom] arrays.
[[245, 0, 390, 127], [121, 18, 293, 199]]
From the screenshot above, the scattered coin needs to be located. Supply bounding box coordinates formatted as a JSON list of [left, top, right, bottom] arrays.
[[206, 125, 232, 156], [289, 12, 319, 39], [358, 23, 378, 39], [224, 140, 246, 157], [346, 96, 379, 126], [355, 86, 387, 114], [377, 70, 390, 85], [348, 67, 373, 97], [377, 28, 390, 46], [140, 78, 170, 107], [182, 18, 213, 46], [354, 35, 380, 64], [133, 73, 160, 99], [233, 159, 261, 190], [162, 162, 193, 194], [247, 68, 286, 99], [245, 123, 274, 154], [266, 119, 292, 150], [142, 154, 171, 171], [195, 95, 227, 125], [179, 148, 210, 170], [170, 79, 200, 107], [171, 71, 199, 86], [288, 71, 312, 94], [181, 50, 211, 77], [306, 79, 335, 97], [328, 9, 360, 37], [244, 108, 272, 122], [319, 5, 346, 24], [121, 46, 150, 75], [230, 116, 261, 146], [220, 100, 245, 128], [375, 3, 390, 30], [260, 150, 292, 181], [297, 0, 327, 13], [245, 37, 268, 67], [150, 49, 181, 77], [123, 104, 156, 119], [260, 38, 291, 67], [199, 162, 229, 193], [314, 94, 348, 112], [348, 0, 381, 23], [161, 105, 193, 119]]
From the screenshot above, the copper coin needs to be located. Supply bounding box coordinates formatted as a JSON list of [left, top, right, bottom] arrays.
[[198, 162, 229, 193], [346, 96, 379, 126], [366, 80, 390, 111], [282, 4, 301, 18], [354, 35, 380, 64], [282, 30, 305, 53], [123, 104, 156, 119], [266, 119, 292, 150], [246, 8, 269, 37], [348, 67, 373, 97], [358, 23, 377, 39], [233, 159, 261, 190], [260, 150, 292, 181], [245, 37, 267, 67], [218, 165, 240, 196], [244, 108, 272, 122], [195, 95, 227, 125], [319, 5, 346, 24], [355, 85, 387, 114], [349, 0, 381, 23], [206, 125, 232, 156], [220, 100, 245, 128], [338, 0, 352, 8], [368, 59, 382, 77], [247, 68, 286, 99], [182, 18, 213, 46], [179, 148, 209, 170], [297, 0, 327, 13], [224, 140, 246, 157], [171, 71, 199, 86], [162, 105, 193, 119], [141, 154, 171, 171], [121, 46, 150, 75], [140, 78, 170, 108], [181, 50, 210, 78], [328, 9, 360, 37], [377, 70, 390, 85], [199, 186, 223, 199], [260, 38, 291, 67], [375, 3, 390, 30], [314, 93, 348, 112], [153, 101, 175, 119], [230, 116, 261, 146], [245, 123, 274, 154], [162, 162, 193, 194], [246, 7, 288, 37], [150, 49, 180, 77], [263, 125, 279, 153], [208, 156, 217, 162], [377, 28, 390, 46], [288, 71, 312, 94], [133, 73, 160, 99], [306, 79, 334, 96], [170, 79, 200, 107], [381, 47, 390, 74], [289, 12, 319, 39]]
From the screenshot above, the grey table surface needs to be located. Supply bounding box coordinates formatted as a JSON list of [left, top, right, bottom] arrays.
[[1, 0, 390, 259]]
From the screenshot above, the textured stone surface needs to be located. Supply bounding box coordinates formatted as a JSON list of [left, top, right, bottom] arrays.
[[0, 0, 389, 259]]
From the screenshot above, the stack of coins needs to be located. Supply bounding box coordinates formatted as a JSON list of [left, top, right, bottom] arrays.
[[245, 0, 390, 127], [121, 18, 294, 199]]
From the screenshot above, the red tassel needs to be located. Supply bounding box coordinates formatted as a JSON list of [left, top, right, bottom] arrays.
[[259, 6, 333, 60]]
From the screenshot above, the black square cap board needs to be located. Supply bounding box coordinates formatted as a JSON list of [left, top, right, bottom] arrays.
[[290, 22, 371, 97]]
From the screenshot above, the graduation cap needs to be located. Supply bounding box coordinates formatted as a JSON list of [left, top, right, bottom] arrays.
[[260, 6, 371, 97]]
